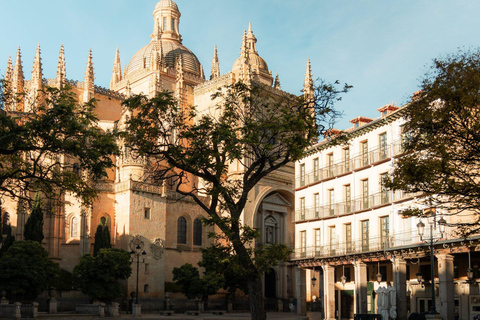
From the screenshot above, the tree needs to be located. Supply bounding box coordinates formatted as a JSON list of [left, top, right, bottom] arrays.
[[0, 82, 118, 204], [23, 193, 44, 243], [386, 49, 480, 236], [0, 240, 60, 301], [73, 248, 132, 302], [122, 80, 349, 320], [93, 217, 111, 256], [173, 263, 224, 301], [0, 224, 15, 257]]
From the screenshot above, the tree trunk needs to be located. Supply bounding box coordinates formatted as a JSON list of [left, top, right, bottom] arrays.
[[248, 275, 266, 320]]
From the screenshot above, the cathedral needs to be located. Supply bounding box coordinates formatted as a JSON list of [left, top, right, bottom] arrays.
[[2, 0, 311, 308]]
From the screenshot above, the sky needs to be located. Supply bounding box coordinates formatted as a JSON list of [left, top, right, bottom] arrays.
[[2, 0, 480, 129]]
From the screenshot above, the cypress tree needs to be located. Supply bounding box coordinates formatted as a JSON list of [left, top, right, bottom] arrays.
[[0, 224, 15, 256], [93, 217, 111, 256], [24, 193, 44, 243]]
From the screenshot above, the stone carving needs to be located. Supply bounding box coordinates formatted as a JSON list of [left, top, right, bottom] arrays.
[[129, 234, 145, 252], [151, 238, 165, 260]]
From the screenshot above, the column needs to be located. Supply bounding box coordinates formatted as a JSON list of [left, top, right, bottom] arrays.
[[295, 267, 306, 315], [323, 264, 336, 320], [436, 254, 454, 320], [393, 258, 407, 320], [355, 261, 368, 314]]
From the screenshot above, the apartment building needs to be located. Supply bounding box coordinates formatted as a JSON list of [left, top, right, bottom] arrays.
[[292, 103, 480, 320]]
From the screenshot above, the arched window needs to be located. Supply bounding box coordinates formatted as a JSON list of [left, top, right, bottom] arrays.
[[177, 217, 187, 244], [71, 216, 79, 238], [193, 218, 202, 246]]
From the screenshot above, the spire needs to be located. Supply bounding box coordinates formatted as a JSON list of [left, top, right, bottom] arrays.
[[149, 73, 162, 97], [175, 57, 185, 106], [210, 45, 220, 80], [246, 22, 257, 53], [125, 80, 132, 97], [13, 47, 24, 94], [83, 49, 95, 102], [55, 45, 66, 88], [274, 73, 281, 90], [5, 55, 13, 85], [303, 59, 314, 96], [110, 47, 122, 89], [238, 30, 251, 83], [31, 43, 43, 90], [200, 63, 204, 80]]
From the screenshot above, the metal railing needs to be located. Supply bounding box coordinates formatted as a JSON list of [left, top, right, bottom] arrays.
[[294, 190, 421, 223], [292, 230, 424, 260], [296, 140, 403, 188]]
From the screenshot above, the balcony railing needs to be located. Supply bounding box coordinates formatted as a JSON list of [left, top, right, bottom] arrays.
[[294, 190, 420, 223], [296, 140, 403, 188], [292, 231, 424, 260]]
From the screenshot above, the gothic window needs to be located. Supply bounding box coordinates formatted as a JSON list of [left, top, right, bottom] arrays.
[[193, 218, 202, 246], [177, 216, 187, 244], [71, 216, 79, 238]]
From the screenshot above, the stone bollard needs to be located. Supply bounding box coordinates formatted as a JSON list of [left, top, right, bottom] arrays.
[[132, 303, 141, 317], [197, 300, 204, 312], [14, 302, 21, 319], [227, 299, 233, 312], [108, 302, 119, 317], [0, 291, 8, 305]]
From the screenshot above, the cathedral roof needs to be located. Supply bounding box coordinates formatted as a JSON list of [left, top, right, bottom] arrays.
[[155, 0, 178, 11], [126, 39, 202, 77]]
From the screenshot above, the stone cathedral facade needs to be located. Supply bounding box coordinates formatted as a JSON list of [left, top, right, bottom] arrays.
[[1, 0, 312, 307]]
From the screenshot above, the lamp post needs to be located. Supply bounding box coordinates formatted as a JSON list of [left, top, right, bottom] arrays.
[[130, 244, 147, 305], [417, 216, 446, 314]]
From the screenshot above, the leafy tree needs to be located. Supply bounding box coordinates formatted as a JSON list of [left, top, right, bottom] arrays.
[[23, 193, 44, 243], [73, 248, 132, 302], [173, 263, 224, 301], [0, 224, 15, 257], [0, 240, 60, 301], [122, 80, 348, 320], [0, 82, 118, 204], [93, 217, 111, 256], [385, 49, 480, 236]]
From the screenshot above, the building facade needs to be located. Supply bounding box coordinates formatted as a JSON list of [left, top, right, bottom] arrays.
[[293, 103, 480, 320], [1, 0, 302, 308]]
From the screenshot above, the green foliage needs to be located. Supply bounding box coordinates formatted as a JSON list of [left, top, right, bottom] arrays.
[[0, 240, 60, 301], [93, 218, 111, 256], [0, 83, 118, 204], [123, 81, 347, 319], [172, 263, 224, 300], [73, 248, 132, 302], [0, 224, 15, 257], [53, 269, 76, 292], [24, 193, 44, 243], [385, 48, 480, 236]]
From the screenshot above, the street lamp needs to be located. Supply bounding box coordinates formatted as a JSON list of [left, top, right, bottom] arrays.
[[311, 267, 317, 287], [341, 265, 347, 286], [130, 244, 147, 305], [417, 216, 446, 314], [376, 261, 383, 283]]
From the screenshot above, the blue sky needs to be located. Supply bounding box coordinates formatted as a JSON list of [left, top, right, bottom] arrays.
[[2, 0, 480, 129]]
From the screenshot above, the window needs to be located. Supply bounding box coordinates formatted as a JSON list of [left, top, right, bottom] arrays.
[[379, 132, 387, 160], [380, 216, 389, 249], [380, 173, 389, 204], [313, 158, 320, 181], [328, 189, 335, 216], [71, 216, 79, 238], [314, 193, 320, 218], [299, 163, 305, 186], [345, 223, 352, 253], [177, 216, 187, 244], [400, 124, 410, 153], [171, 18, 175, 31], [145, 263, 149, 274], [327, 153, 334, 177], [361, 141, 369, 166], [362, 179, 369, 209], [163, 17, 167, 30], [300, 231, 306, 258], [314, 228, 321, 256], [329, 226, 336, 255], [343, 147, 350, 172], [193, 218, 202, 246], [144, 208, 151, 219], [144, 284, 149, 293], [344, 184, 351, 213], [300, 197, 306, 220], [361, 220, 369, 251]]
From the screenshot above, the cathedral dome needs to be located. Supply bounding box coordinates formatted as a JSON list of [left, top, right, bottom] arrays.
[[126, 39, 202, 77], [154, 0, 178, 11], [232, 53, 269, 75]]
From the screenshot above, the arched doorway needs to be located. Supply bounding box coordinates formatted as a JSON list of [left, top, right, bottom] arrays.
[[265, 268, 277, 311]]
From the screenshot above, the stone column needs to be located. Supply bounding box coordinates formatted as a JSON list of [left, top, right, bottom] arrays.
[[295, 267, 306, 316], [323, 264, 336, 320], [355, 261, 368, 314], [436, 254, 454, 320], [392, 258, 407, 320]]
